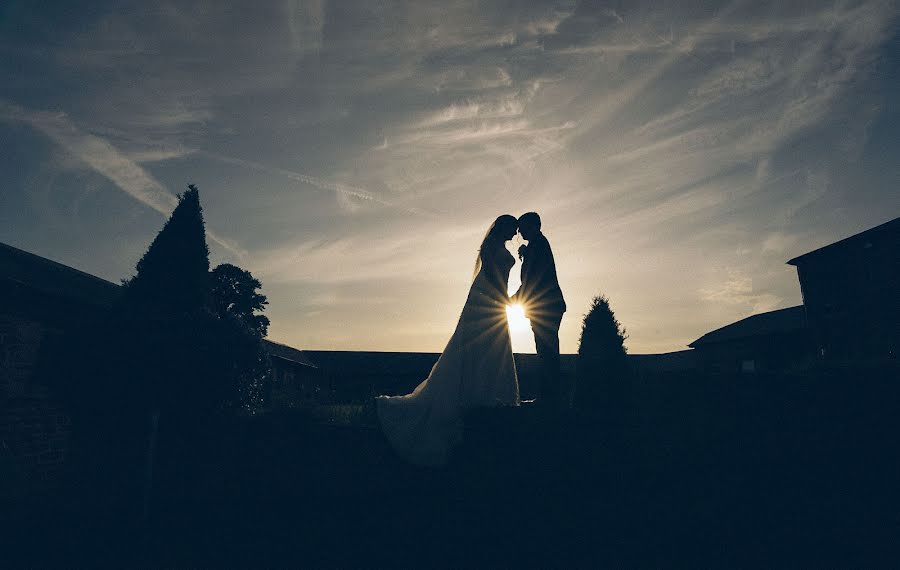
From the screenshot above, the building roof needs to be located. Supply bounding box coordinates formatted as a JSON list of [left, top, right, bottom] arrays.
[[787, 216, 900, 266], [263, 339, 319, 368], [688, 306, 806, 348], [0, 241, 121, 307], [629, 350, 698, 372], [1, 241, 316, 366]]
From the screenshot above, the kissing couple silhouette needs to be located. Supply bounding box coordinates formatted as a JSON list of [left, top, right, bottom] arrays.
[[376, 212, 566, 466]]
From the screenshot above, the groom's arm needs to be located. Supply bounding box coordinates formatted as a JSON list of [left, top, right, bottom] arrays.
[[510, 254, 530, 304], [530, 240, 565, 312]]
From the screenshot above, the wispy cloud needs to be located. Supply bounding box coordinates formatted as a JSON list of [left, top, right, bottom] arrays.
[[252, 224, 484, 285], [193, 150, 437, 218], [0, 99, 242, 255], [700, 269, 782, 314], [0, 100, 177, 214], [286, 0, 326, 57]]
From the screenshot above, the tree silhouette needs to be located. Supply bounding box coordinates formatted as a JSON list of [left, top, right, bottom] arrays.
[[112, 185, 273, 417], [70, 184, 217, 530], [114, 185, 214, 413], [575, 294, 628, 413], [113, 183, 276, 527], [39, 184, 274, 533], [209, 263, 271, 413], [210, 263, 270, 337], [123, 184, 209, 314]]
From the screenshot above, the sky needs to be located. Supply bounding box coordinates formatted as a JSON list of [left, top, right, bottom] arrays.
[[2, 1, 899, 355]]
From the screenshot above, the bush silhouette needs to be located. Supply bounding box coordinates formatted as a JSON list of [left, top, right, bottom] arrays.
[[210, 263, 270, 337], [209, 263, 272, 414], [575, 294, 628, 414]]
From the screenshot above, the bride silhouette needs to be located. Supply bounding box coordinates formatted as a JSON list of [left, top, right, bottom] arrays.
[[376, 215, 521, 466]]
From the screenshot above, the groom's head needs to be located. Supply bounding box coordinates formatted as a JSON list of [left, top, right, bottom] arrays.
[[518, 212, 541, 241]]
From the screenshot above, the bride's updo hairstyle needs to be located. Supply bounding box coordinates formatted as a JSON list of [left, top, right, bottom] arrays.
[[473, 214, 518, 278]]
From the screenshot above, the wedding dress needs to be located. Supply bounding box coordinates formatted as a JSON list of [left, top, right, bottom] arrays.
[[376, 243, 520, 466]]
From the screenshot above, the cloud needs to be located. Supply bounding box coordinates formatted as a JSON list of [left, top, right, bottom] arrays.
[[418, 92, 526, 127], [251, 224, 484, 285], [700, 269, 782, 314], [761, 232, 798, 254], [193, 150, 437, 218], [551, 1, 895, 227], [0, 99, 242, 255], [124, 147, 195, 164], [286, 0, 325, 57], [0, 99, 177, 214]]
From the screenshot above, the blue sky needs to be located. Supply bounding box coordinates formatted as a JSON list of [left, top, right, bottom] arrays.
[[2, 1, 899, 354]]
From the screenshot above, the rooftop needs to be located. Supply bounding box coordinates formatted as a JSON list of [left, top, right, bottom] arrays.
[[0, 241, 121, 307], [689, 306, 806, 348], [787, 216, 900, 266], [263, 339, 319, 368], [0, 241, 318, 366]]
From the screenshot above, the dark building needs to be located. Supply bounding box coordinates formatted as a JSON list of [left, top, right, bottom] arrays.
[[0, 241, 326, 498], [628, 350, 699, 380], [263, 339, 327, 407], [688, 306, 814, 375], [787, 216, 900, 361], [1, 242, 120, 494]]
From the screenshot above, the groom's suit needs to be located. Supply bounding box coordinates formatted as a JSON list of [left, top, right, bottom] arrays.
[[513, 232, 566, 407]]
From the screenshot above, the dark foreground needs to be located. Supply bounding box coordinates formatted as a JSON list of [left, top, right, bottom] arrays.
[[5, 363, 900, 567]]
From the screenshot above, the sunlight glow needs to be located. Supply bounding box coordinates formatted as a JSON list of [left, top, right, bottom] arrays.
[[506, 304, 530, 333], [506, 303, 536, 354]]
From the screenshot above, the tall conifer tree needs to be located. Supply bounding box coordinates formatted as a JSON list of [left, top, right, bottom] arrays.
[[111, 184, 214, 528], [575, 294, 628, 412], [124, 184, 210, 314]]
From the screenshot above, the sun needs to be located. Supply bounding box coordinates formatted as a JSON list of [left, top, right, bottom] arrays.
[[506, 304, 530, 333], [506, 304, 536, 353]]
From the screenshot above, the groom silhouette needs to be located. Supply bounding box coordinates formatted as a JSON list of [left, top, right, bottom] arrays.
[[511, 212, 566, 409]]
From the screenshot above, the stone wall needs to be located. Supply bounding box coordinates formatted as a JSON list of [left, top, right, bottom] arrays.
[[1, 315, 43, 399], [0, 315, 72, 495]]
